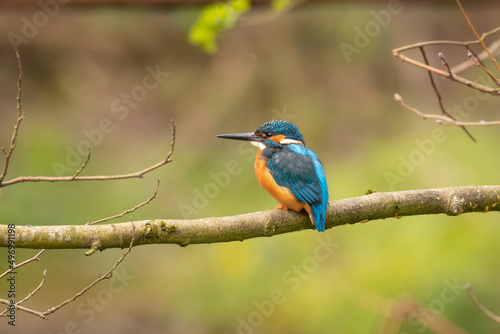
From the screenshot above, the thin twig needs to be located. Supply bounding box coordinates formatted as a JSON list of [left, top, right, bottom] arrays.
[[72, 147, 91, 179], [451, 43, 497, 74], [421, 48, 475, 141], [1, 120, 176, 187], [467, 50, 500, 87], [14, 270, 47, 306], [393, 27, 500, 54], [393, 50, 500, 95], [87, 180, 160, 225], [0, 52, 24, 186], [1, 55, 175, 188], [393, 21, 500, 133], [0, 298, 48, 320], [0, 264, 48, 319], [42, 223, 136, 317], [454, 0, 500, 74], [0, 249, 46, 280], [438, 52, 454, 79], [392, 27, 500, 95], [394, 93, 500, 126], [465, 283, 500, 323]]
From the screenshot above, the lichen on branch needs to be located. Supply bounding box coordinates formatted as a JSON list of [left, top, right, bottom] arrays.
[[1, 185, 499, 251]]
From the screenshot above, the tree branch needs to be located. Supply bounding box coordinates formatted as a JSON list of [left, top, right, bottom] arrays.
[[420, 48, 475, 141], [0, 52, 24, 186], [1, 185, 499, 251], [454, 0, 500, 75], [0, 120, 175, 188], [0, 50, 176, 189], [465, 283, 500, 323], [392, 26, 500, 96], [0, 226, 135, 320], [42, 224, 135, 317], [0, 249, 45, 280], [394, 93, 500, 126], [86, 180, 160, 226]]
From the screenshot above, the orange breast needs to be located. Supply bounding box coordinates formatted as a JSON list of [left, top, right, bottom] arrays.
[[254, 150, 306, 213]]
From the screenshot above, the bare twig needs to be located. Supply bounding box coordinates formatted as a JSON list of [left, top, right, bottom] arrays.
[[0, 228, 134, 319], [451, 40, 500, 74], [0, 299, 48, 320], [0, 249, 46, 280], [0, 120, 176, 187], [467, 50, 500, 87], [87, 180, 160, 226], [438, 52, 454, 78], [393, 15, 500, 133], [394, 27, 500, 54], [15, 269, 47, 306], [72, 147, 91, 179], [392, 27, 500, 95], [465, 283, 500, 323], [42, 223, 135, 317], [0, 189, 150, 318], [393, 49, 499, 95], [0, 52, 24, 185], [394, 93, 500, 126], [454, 0, 500, 74], [0, 51, 175, 188], [421, 48, 475, 141]]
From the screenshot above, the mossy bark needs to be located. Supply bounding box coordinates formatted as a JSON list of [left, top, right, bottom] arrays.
[[1, 185, 499, 251]]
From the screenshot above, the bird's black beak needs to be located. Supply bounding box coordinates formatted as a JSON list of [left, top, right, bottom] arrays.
[[216, 132, 265, 142]]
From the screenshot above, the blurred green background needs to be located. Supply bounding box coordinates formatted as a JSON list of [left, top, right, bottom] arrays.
[[1, 1, 500, 333]]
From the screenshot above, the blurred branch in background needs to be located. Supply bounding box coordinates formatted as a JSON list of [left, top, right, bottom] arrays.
[[466, 283, 500, 324], [325, 276, 472, 333], [393, 0, 500, 137], [380, 296, 471, 334], [0, 0, 497, 7]]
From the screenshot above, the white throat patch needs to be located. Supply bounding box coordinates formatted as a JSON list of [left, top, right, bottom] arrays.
[[280, 139, 303, 145], [251, 141, 266, 149]]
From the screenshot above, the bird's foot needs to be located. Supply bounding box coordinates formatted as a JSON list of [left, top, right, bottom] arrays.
[[275, 205, 289, 211]]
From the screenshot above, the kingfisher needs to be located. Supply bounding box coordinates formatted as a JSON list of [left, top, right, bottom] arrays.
[[217, 120, 329, 232]]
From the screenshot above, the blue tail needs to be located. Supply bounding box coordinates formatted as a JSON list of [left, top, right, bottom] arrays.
[[310, 156, 329, 232], [310, 201, 327, 232]]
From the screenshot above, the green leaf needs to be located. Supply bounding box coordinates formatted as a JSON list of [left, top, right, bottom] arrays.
[[188, 0, 251, 54]]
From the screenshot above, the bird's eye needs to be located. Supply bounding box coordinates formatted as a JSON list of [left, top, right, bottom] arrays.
[[266, 132, 273, 137]]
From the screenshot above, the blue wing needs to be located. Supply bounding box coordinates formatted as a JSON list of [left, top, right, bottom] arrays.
[[263, 144, 329, 231]]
